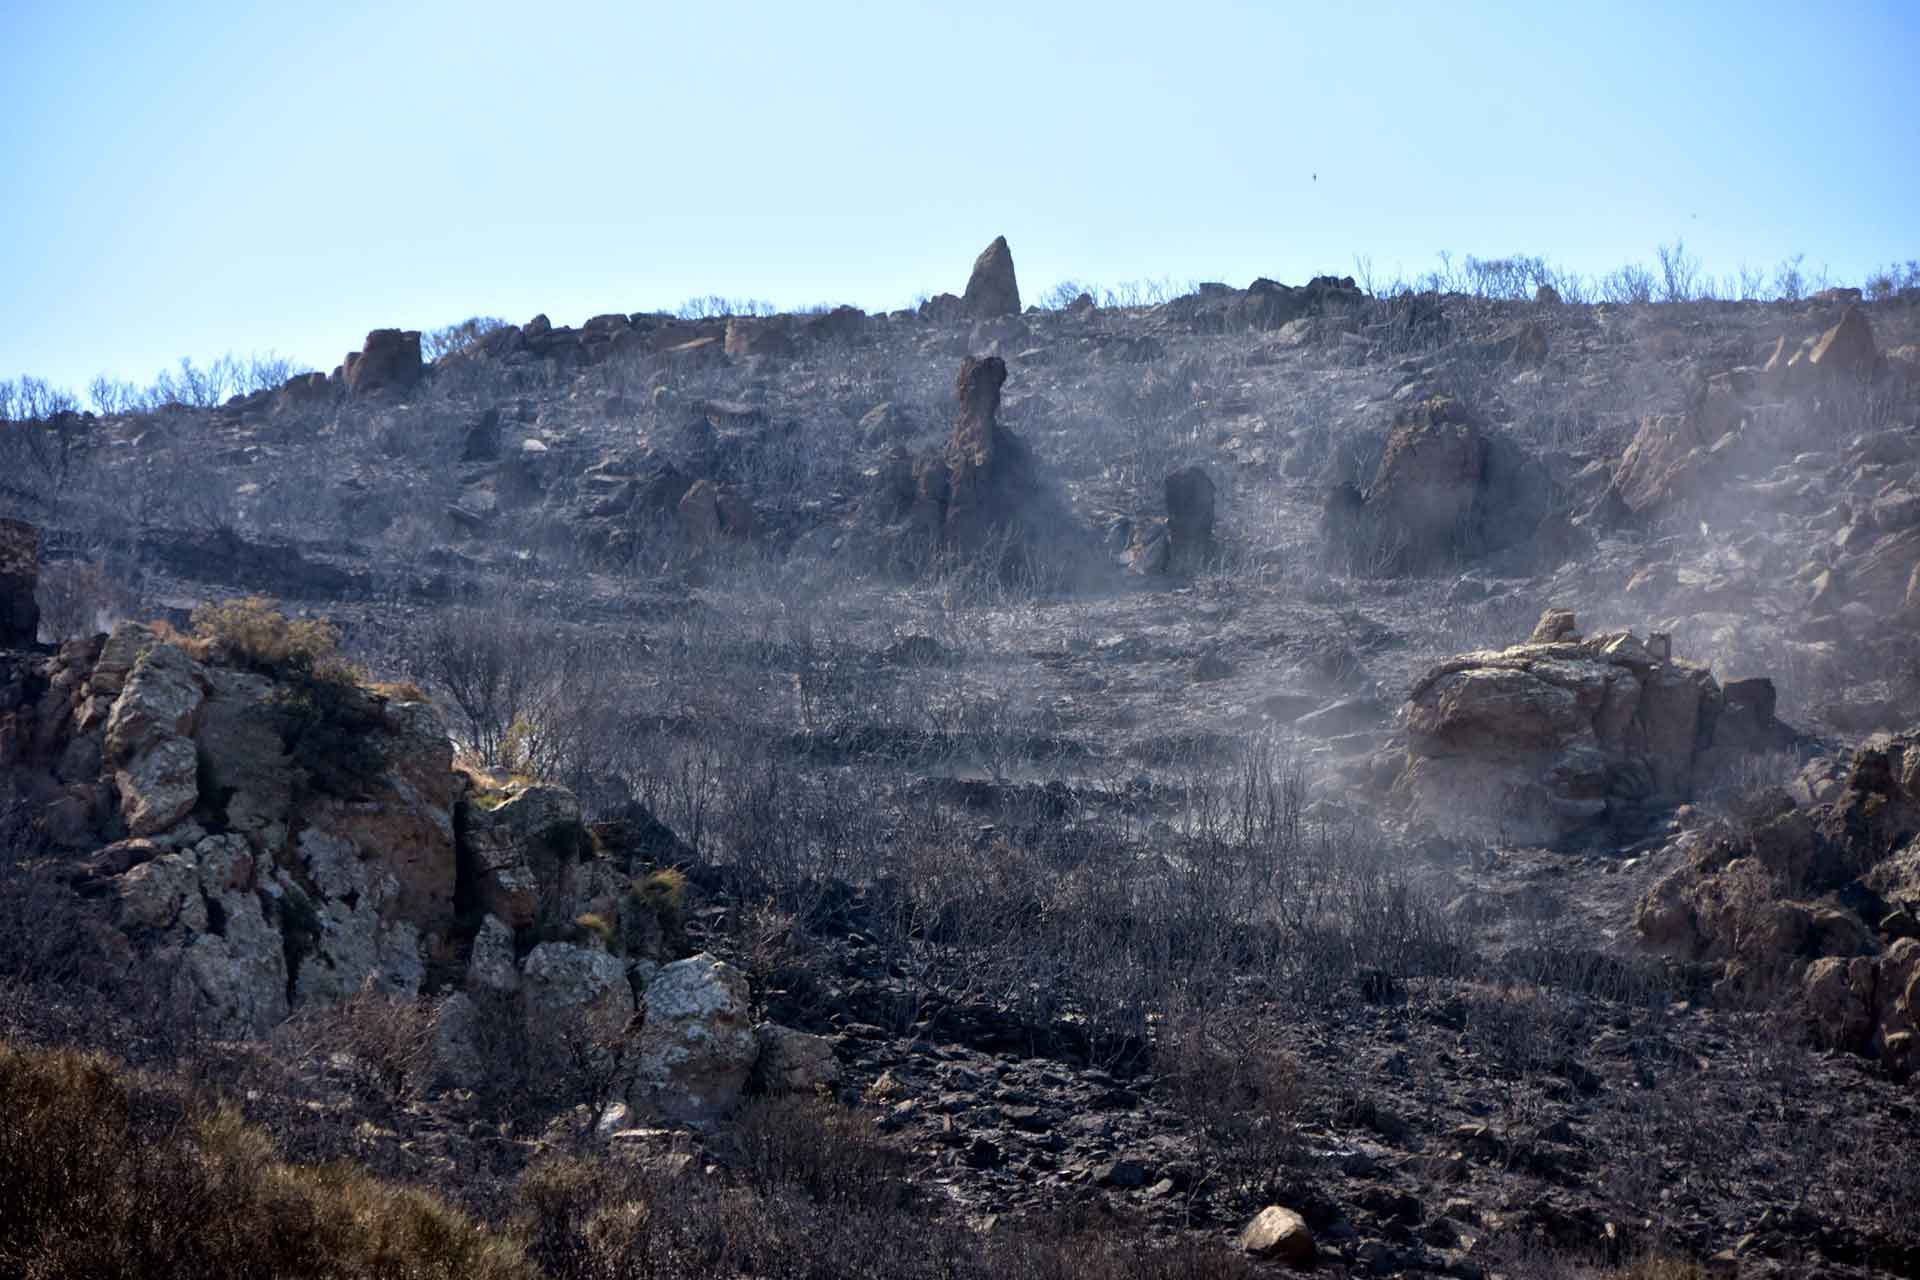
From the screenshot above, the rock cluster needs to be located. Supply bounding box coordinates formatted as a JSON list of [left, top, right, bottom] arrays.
[[1396, 611, 1792, 846], [1635, 732, 1920, 1075], [1606, 306, 1887, 523], [6, 620, 463, 1030], [1322, 396, 1559, 575], [1158, 274, 1363, 334]]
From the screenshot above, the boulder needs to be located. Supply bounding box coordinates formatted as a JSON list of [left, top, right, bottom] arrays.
[[1804, 955, 1877, 1053], [1399, 614, 1787, 845], [466, 914, 520, 993], [1610, 411, 1731, 519], [1238, 1205, 1316, 1265], [751, 1023, 841, 1094], [460, 781, 585, 931], [1324, 397, 1552, 574], [677, 479, 754, 549], [631, 952, 756, 1123], [341, 329, 423, 396], [1795, 306, 1878, 383], [522, 941, 634, 1078], [961, 235, 1020, 319], [0, 518, 40, 647]]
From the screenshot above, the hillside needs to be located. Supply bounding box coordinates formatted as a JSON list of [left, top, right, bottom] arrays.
[[3, 241, 1920, 1278]]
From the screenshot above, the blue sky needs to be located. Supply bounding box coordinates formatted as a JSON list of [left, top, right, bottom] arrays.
[[4, 0, 1916, 392]]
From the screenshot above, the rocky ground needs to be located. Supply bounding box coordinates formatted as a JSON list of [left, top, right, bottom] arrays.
[[3, 243, 1920, 1277]]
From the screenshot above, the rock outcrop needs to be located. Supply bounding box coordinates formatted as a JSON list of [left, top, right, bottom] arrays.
[[962, 236, 1021, 319], [901, 357, 1081, 578], [1606, 307, 1885, 521], [1159, 275, 1362, 334], [1398, 612, 1792, 846], [0, 519, 39, 648], [1323, 397, 1555, 575], [0, 620, 457, 1032], [340, 328, 423, 396]]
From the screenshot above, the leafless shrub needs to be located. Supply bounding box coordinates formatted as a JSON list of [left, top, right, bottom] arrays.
[[277, 980, 439, 1103], [1160, 1004, 1306, 1196], [674, 295, 776, 320], [1771, 253, 1807, 302], [1655, 240, 1703, 303], [424, 316, 510, 363], [35, 556, 144, 641], [1600, 262, 1656, 305], [408, 596, 630, 786]]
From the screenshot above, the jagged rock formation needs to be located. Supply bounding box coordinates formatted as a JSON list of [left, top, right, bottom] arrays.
[[2, 621, 458, 1032], [962, 235, 1021, 319], [1322, 397, 1557, 575], [1607, 306, 1886, 522], [898, 356, 1082, 578], [1635, 732, 1920, 1076], [0, 519, 39, 647], [1396, 612, 1792, 846]]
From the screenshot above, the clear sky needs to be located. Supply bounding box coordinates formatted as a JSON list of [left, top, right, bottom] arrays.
[[4, 0, 1916, 393]]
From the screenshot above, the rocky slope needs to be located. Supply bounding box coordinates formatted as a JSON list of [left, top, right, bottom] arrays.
[[4, 242, 1920, 1276]]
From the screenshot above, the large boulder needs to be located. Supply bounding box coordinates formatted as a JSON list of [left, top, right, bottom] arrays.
[[1774, 305, 1878, 387], [0, 518, 40, 647], [961, 235, 1020, 319], [1324, 397, 1552, 575], [630, 952, 756, 1123], [521, 941, 634, 1078], [677, 479, 754, 550], [341, 328, 423, 396], [723, 316, 796, 358], [459, 780, 585, 931], [1399, 614, 1790, 846]]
